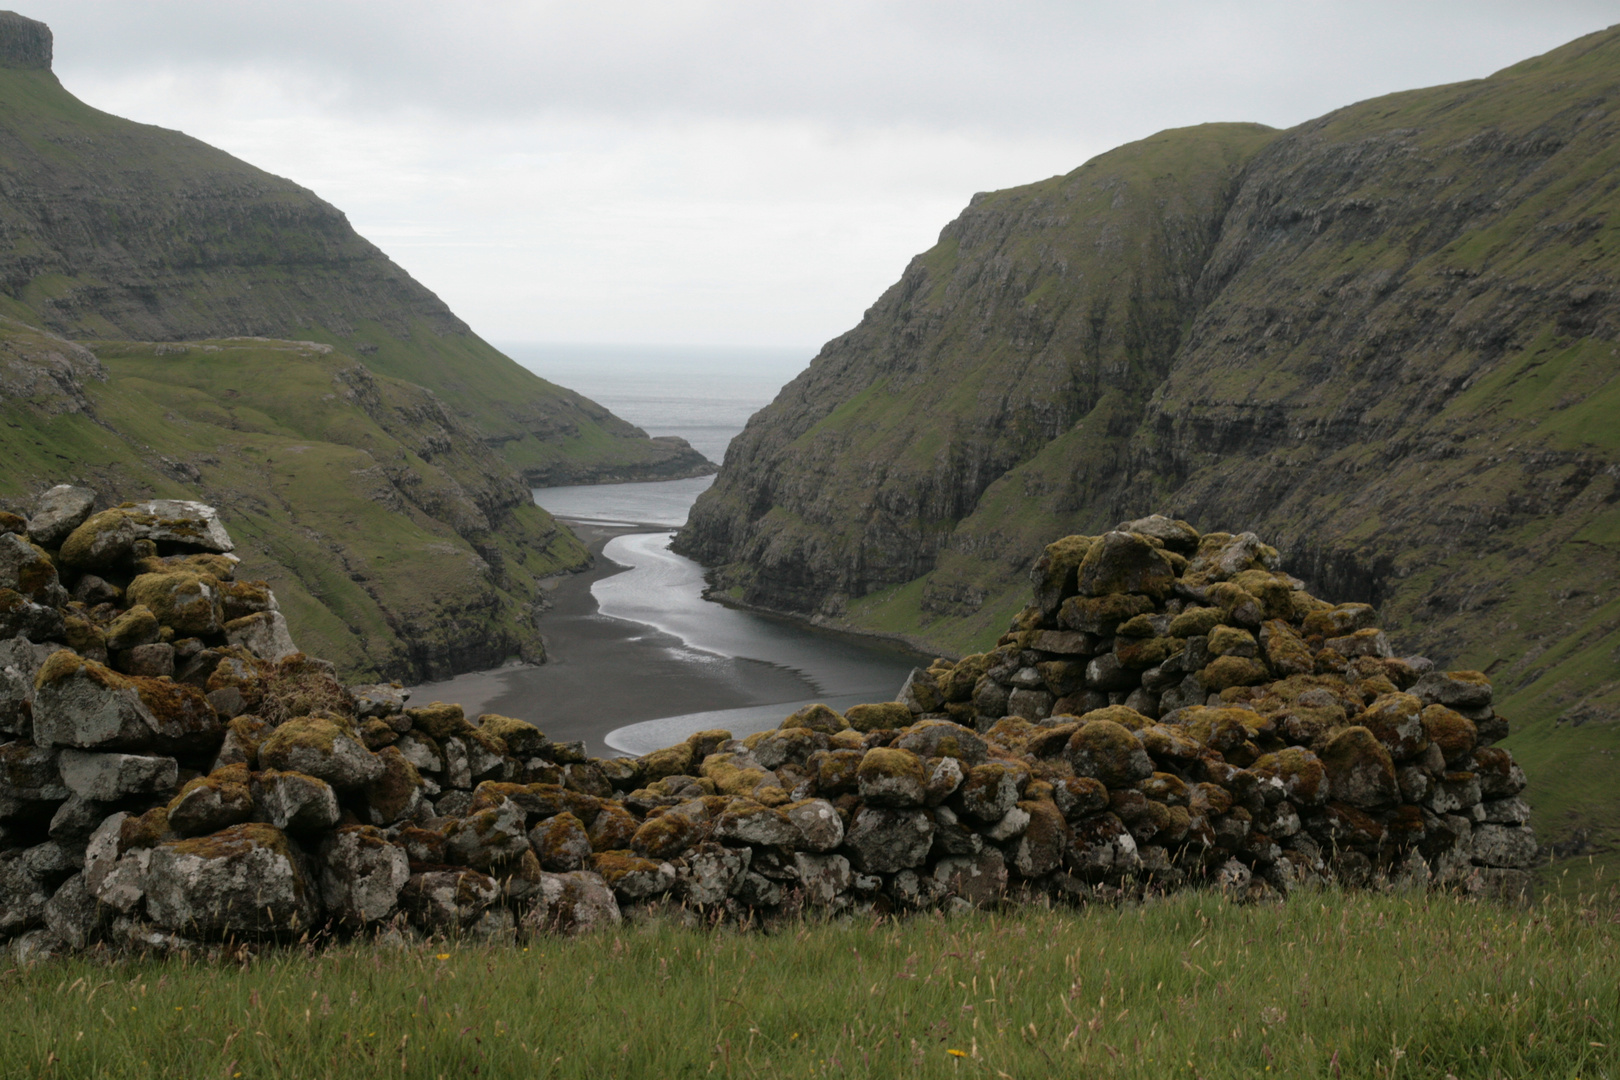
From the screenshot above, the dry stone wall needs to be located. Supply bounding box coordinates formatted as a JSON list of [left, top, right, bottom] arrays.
[[0, 494, 1535, 960]]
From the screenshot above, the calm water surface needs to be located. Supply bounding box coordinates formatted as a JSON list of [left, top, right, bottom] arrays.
[[417, 344, 925, 753]]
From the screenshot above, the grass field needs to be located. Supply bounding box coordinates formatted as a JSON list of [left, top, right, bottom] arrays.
[[5, 885, 1618, 1079]]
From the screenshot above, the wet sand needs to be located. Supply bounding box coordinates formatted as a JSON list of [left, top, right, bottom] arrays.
[[408, 522, 817, 756]]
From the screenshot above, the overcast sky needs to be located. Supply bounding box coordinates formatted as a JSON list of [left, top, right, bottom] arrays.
[[28, 1, 1620, 350]]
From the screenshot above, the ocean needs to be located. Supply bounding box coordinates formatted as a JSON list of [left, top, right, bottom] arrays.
[[410, 343, 925, 755]]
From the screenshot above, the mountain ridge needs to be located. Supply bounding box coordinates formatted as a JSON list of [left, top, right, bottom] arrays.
[[677, 24, 1620, 878]]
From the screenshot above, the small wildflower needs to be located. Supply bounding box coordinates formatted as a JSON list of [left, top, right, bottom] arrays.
[[947, 1049, 967, 1058], [436, 953, 451, 960]]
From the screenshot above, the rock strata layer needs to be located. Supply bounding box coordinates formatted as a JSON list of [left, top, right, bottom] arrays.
[[0, 497, 1535, 960]]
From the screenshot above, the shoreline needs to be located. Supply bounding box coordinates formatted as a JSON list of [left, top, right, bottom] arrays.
[[407, 519, 817, 756]]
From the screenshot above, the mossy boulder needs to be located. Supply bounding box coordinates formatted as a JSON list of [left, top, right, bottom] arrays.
[[253, 769, 341, 833], [638, 742, 697, 783], [443, 800, 530, 870], [780, 703, 847, 734], [1200, 655, 1271, 692], [956, 762, 1023, 823], [592, 852, 676, 900], [166, 763, 255, 837], [1116, 636, 1182, 669], [126, 571, 223, 637], [0, 533, 64, 605], [102, 605, 160, 653], [809, 748, 862, 794], [406, 701, 474, 740], [258, 717, 383, 790], [1207, 625, 1257, 658], [1076, 531, 1175, 599], [1359, 693, 1430, 761], [1076, 704, 1151, 732], [1030, 534, 1096, 615], [844, 701, 913, 732], [1319, 727, 1398, 808], [1065, 720, 1152, 787], [751, 726, 827, 769], [529, 811, 592, 871], [1259, 619, 1315, 677], [586, 804, 640, 852], [478, 713, 546, 755], [893, 719, 989, 764], [26, 485, 95, 548], [857, 747, 928, 807], [630, 811, 704, 860], [144, 823, 316, 937], [714, 800, 801, 846], [1253, 746, 1328, 807], [1421, 704, 1478, 766], [1058, 592, 1156, 634], [1412, 670, 1493, 710], [1175, 707, 1257, 753], [361, 746, 425, 825], [1300, 603, 1377, 639], [784, 798, 844, 852]]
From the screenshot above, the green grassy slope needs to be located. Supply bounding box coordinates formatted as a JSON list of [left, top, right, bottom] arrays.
[[6, 892, 1619, 1078], [0, 61, 709, 484], [0, 318, 585, 681], [679, 27, 1620, 874]]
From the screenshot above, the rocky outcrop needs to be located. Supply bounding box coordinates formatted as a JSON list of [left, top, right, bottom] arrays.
[[0, 500, 1534, 960], [676, 26, 1620, 789]]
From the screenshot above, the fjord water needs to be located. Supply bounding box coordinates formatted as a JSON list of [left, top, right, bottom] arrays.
[[413, 344, 924, 755]]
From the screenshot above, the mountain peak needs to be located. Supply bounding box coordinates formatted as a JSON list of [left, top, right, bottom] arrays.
[[0, 11, 49, 70]]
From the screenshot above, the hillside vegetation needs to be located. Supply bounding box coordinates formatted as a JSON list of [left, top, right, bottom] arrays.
[[0, 317, 584, 680], [0, 45, 708, 485], [4, 892, 1617, 1078], [678, 28, 1620, 873]]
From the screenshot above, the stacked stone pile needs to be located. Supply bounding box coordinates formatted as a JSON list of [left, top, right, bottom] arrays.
[[0, 493, 1535, 960]]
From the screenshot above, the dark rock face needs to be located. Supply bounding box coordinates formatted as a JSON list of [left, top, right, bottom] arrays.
[[676, 27, 1620, 746], [0, 13, 50, 71]]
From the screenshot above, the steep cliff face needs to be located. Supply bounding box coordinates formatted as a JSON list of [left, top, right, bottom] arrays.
[[0, 15, 710, 485], [679, 28, 1620, 867], [677, 121, 1279, 608]]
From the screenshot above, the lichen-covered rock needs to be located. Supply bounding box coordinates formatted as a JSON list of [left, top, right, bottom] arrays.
[[1320, 727, 1398, 809], [1066, 813, 1140, 881], [810, 748, 862, 794], [1066, 720, 1152, 787], [361, 746, 425, 825], [258, 717, 383, 790], [166, 764, 255, 836], [593, 852, 676, 900], [478, 713, 546, 755], [783, 798, 843, 852], [714, 800, 800, 846], [844, 701, 912, 732], [894, 720, 988, 764], [631, 810, 705, 860], [401, 868, 499, 931], [844, 806, 934, 873], [681, 841, 751, 904], [1011, 799, 1067, 877], [1421, 705, 1478, 766], [224, 611, 298, 663], [0, 533, 64, 606], [144, 823, 316, 937], [253, 769, 341, 833], [26, 485, 95, 548], [530, 811, 592, 871], [32, 651, 219, 752], [793, 852, 853, 905], [586, 804, 640, 852], [126, 571, 223, 638], [780, 703, 847, 734], [638, 742, 696, 783], [318, 826, 409, 926], [1254, 746, 1327, 807], [523, 870, 621, 934], [444, 800, 530, 870], [1412, 670, 1492, 710], [1360, 693, 1430, 761], [955, 762, 1021, 824], [1077, 531, 1175, 600], [934, 848, 1008, 907], [856, 747, 927, 807], [1471, 824, 1537, 869]]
